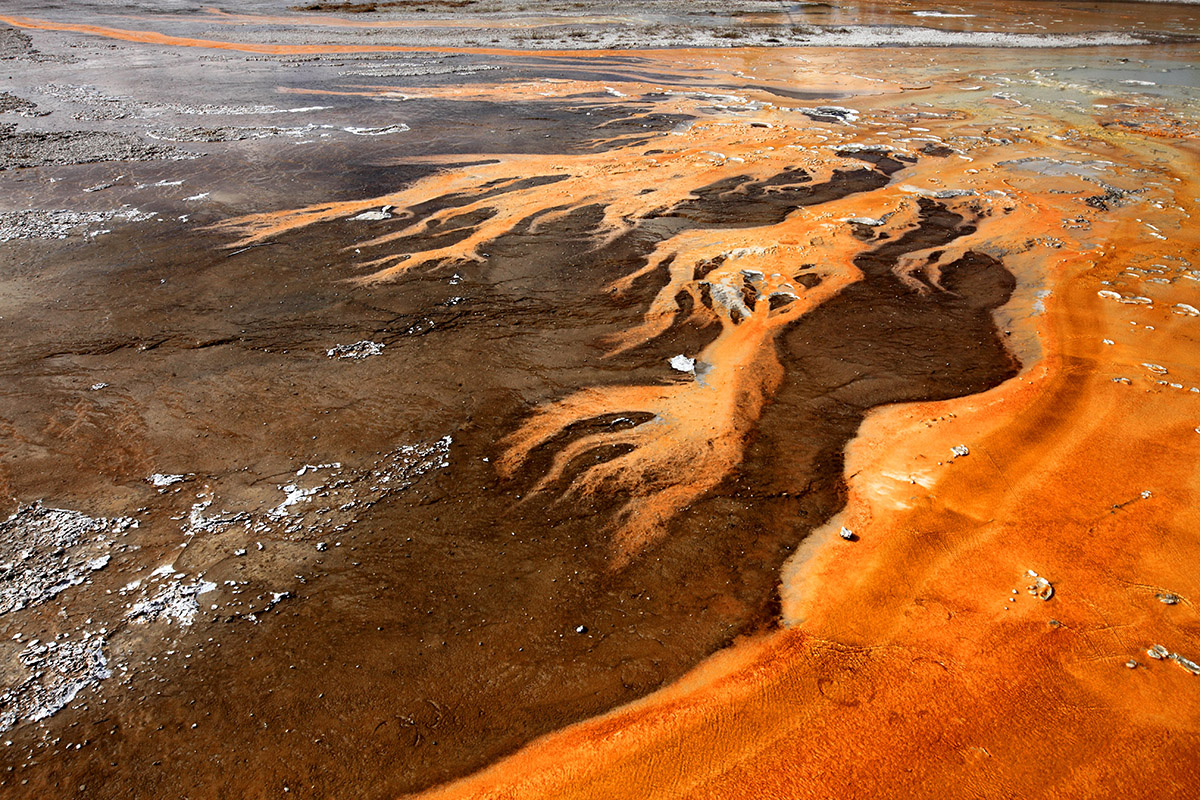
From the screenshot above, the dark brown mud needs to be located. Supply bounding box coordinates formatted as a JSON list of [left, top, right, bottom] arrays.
[[0, 147, 1018, 797], [15, 10, 1187, 796]]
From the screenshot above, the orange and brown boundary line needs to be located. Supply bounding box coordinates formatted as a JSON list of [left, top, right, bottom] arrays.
[[7, 12, 1197, 795], [210, 71, 1200, 799], [412, 148, 1200, 798]]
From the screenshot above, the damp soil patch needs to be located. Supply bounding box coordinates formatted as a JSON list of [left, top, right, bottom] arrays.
[[0, 153, 1023, 798]]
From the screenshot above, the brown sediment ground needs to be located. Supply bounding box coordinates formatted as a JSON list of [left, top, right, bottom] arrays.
[[203, 6, 634, 29], [0, 6, 1199, 800], [406, 74, 1200, 800], [416, 210, 1200, 797], [15, 0, 1200, 43]]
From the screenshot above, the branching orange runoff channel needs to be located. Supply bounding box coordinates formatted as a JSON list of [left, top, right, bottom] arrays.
[[164, 39, 1200, 795], [2, 0, 1200, 793], [218, 82, 994, 566]]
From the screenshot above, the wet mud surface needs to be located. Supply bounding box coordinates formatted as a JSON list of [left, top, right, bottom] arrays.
[[0, 130, 1018, 800], [1, 3, 1199, 799]]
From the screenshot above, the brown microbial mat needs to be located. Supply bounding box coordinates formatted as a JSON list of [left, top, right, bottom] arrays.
[[0, 3, 1198, 799]]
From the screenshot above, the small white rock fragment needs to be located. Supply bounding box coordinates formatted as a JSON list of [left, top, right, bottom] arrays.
[[839, 526, 855, 541], [1142, 645, 1200, 674], [148, 473, 186, 488], [343, 124, 409, 136], [950, 444, 969, 458], [350, 210, 392, 222], [1171, 652, 1200, 675], [669, 354, 696, 373], [327, 341, 384, 360]]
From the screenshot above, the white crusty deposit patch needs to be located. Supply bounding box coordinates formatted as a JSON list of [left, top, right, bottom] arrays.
[[0, 630, 111, 733], [0, 208, 155, 242], [125, 576, 217, 627], [0, 503, 135, 616], [327, 340, 385, 359]]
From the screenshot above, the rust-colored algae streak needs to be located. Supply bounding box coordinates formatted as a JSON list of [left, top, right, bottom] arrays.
[[396, 63, 1200, 800], [217, 67, 1136, 569], [212, 105, 881, 563], [4, 9, 1199, 795]]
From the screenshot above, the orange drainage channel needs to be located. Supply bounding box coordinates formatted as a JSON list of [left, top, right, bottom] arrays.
[[412, 157, 1200, 798], [0, 14, 680, 58]]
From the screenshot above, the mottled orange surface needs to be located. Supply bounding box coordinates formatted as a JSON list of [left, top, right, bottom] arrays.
[[384, 64, 1196, 800], [9, 8, 1196, 791], [412, 159, 1200, 796], [214, 47, 1200, 794]]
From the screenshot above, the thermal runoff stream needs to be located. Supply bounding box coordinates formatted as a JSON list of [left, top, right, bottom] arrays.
[[0, 3, 1198, 799]]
